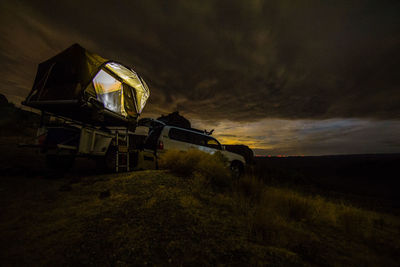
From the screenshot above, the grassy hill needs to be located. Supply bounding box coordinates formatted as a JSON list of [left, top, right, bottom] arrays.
[[0, 170, 290, 266], [1, 151, 399, 266]]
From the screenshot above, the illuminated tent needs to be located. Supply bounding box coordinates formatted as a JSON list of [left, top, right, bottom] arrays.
[[23, 44, 150, 126]]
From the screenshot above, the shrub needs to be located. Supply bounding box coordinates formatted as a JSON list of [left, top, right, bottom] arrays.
[[158, 150, 231, 190], [158, 150, 200, 177]]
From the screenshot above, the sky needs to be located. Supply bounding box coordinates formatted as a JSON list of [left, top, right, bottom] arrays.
[[0, 0, 399, 155]]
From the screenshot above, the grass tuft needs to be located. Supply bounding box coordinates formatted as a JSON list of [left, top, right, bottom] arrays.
[[159, 150, 231, 190]]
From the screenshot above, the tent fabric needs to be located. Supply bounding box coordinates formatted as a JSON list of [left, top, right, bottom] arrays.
[[24, 44, 149, 126], [27, 44, 107, 102]]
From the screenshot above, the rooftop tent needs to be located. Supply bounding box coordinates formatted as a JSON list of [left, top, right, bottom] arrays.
[[24, 44, 150, 125], [90, 62, 150, 116]]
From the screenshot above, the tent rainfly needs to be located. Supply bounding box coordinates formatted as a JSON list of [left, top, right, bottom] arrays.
[[23, 44, 150, 126]]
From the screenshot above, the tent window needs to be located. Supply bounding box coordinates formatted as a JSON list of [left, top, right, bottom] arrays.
[[105, 62, 149, 113], [92, 69, 126, 116]]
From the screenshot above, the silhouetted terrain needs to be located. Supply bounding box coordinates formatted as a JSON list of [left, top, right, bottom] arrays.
[[0, 95, 39, 136], [1, 149, 399, 266], [254, 154, 400, 214]]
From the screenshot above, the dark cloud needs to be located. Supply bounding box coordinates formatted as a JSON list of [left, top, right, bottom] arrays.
[[0, 0, 399, 155], [1, 0, 399, 121]]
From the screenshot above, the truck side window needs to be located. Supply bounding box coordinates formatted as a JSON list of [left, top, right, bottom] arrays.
[[206, 137, 222, 150], [169, 128, 191, 143], [192, 134, 207, 146]]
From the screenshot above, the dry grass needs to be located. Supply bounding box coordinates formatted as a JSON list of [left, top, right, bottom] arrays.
[[245, 176, 382, 234], [159, 151, 400, 266], [236, 175, 400, 265], [158, 149, 231, 190]]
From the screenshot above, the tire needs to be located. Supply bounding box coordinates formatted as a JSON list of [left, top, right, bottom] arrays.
[[97, 145, 117, 173], [230, 161, 244, 179]]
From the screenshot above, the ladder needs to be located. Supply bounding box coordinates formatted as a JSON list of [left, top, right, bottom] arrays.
[[115, 128, 130, 172]]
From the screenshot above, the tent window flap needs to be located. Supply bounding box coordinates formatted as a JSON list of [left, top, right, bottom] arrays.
[[105, 62, 149, 113]]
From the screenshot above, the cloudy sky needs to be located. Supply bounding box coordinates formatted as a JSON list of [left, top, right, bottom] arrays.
[[1, 0, 399, 155]]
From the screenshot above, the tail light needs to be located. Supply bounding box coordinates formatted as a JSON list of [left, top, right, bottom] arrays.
[[36, 128, 47, 146], [158, 140, 164, 150]]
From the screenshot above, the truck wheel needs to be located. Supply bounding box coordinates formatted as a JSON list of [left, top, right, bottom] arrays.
[[230, 161, 243, 179], [46, 155, 75, 171], [98, 145, 117, 173]]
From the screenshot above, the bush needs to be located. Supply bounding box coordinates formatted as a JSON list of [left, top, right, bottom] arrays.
[[158, 150, 231, 190], [158, 150, 200, 177]]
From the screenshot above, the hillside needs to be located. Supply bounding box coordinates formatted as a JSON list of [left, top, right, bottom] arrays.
[[1, 166, 399, 266], [0, 170, 291, 266]]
